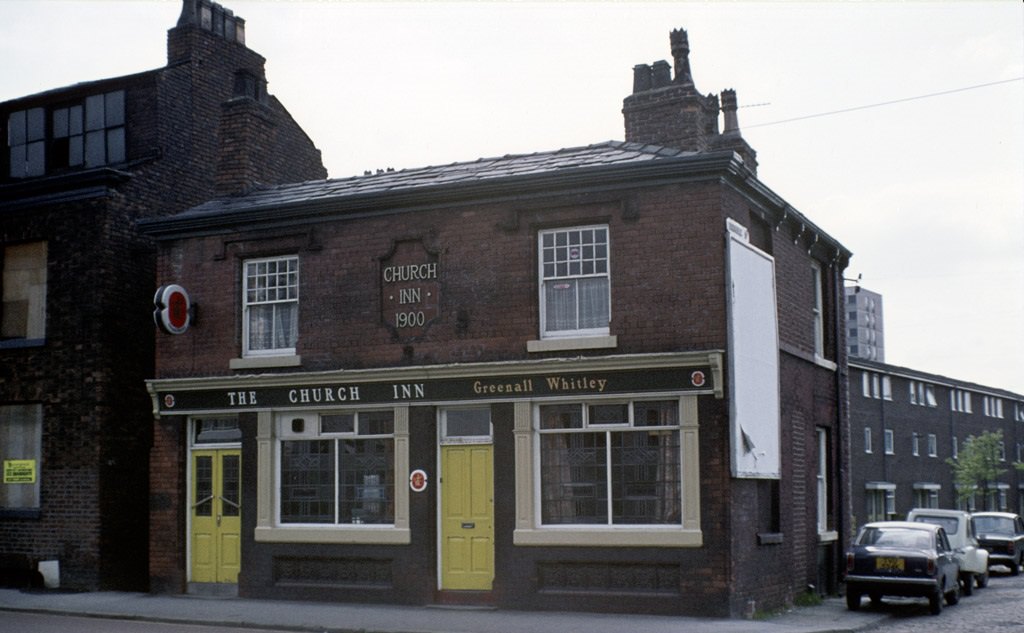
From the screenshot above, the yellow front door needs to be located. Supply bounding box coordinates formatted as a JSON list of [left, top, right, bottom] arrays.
[[441, 444, 494, 590], [191, 449, 241, 584]]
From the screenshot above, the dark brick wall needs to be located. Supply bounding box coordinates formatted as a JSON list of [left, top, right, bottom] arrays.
[[1, 8, 325, 591], [850, 363, 1024, 525]]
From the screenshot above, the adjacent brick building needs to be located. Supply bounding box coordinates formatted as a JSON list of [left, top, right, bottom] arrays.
[[0, 0, 325, 590], [141, 29, 852, 616], [851, 359, 1024, 524]]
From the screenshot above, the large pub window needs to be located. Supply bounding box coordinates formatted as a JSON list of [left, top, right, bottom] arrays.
[[537, 399, 680, 525]]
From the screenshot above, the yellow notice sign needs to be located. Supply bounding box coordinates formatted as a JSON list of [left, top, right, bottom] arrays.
[[3, 459, 36, 484]]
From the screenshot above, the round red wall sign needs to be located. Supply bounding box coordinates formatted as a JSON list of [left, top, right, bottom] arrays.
[[154, 284, 192, 335]]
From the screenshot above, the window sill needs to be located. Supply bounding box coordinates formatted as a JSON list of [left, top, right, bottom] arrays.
[[758, 532, 784, 545], [513, 527, 701, 548], [230, 355, 302, 370], [527, 335, 617, 353], [254, 526, 410, 545], [0, 338, 45, 350], [813, 355, 837, 372], [0, 508, 42, 520], [818, 530, 839, 543]]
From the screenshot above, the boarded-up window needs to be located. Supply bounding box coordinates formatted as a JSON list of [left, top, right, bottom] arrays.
[[2, 242, 47, 341], [1, 404, 42, 510]]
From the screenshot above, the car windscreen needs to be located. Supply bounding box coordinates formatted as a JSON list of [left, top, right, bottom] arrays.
[[913, 516, 958, 535], [858, 527, 932, 549], [973, 516, 1013, 534]]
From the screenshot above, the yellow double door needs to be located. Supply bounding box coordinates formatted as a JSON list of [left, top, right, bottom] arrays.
[[191, 449, 241, 584], [440, 444, 494, 591]]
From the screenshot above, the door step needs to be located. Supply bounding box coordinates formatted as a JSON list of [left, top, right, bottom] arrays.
[[187, 582, 238, 598], [434, 590, 495, 608]]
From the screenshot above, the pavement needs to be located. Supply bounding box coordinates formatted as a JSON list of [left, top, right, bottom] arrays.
[[0, 588, 889, 633]]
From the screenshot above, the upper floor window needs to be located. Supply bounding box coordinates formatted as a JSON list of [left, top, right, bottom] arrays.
[[927, 433, 938, 457], [861, 371, 891, 400], [983, 396, 1004, 419], [884, 429, 895, 455], [243, 256, 298, 357], [864, 427, 872, 454], [951, 389, 973, 414], [811, 262, 824, 358], [1, 242, 47, 343], [6, 90, 125, 178], [909, 381, 937, 407], [538, 226, 610, 339]]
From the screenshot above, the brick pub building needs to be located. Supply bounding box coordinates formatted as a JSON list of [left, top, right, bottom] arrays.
[[141, 29, 852, 616], [0, 0, 325, 590]]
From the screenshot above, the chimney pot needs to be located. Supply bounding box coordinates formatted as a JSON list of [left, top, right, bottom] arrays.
[[670, 28, 693, 85], [651, 60, 672, 88], [632, 64, 652, 93], [720, 89, 740, 135]]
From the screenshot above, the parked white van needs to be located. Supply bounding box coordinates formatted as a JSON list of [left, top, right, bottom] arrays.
[[908, 508, 989, 594]]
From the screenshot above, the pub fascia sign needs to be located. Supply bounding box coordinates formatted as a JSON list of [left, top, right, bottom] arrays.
[[380, 240, 439, 340], [156, 366, 713, 413]]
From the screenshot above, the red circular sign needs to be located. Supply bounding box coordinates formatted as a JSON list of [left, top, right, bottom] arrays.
[[691, 370, 706, 388], [154, 284, 191, 335]]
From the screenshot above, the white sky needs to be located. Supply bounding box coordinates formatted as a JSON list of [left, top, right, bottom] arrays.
[[3, 1, 1022, 394]]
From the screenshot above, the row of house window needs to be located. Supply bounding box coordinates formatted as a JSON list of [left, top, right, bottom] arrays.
[[863, 426, 1020, 462], [864, 484, 1020, 522], [861, 370, 1021, 419], [6, 90, 126, 179]]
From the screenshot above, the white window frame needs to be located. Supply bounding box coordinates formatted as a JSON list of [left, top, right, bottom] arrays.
[[811, 262, 824, 359], [884, 429, 895, 455], [912, 433, 920, 457], [255, 408, 411, 545], [537, 225, 611, 340], [816, 428, 829, 534], [864, 427, 873, 453], [513, 397, 702, 548], [927, 433, 938, 457], [242, 255, 299, 358]]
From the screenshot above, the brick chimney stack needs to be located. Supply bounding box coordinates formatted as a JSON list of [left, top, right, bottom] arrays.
[[623, 29, 757, 175], [712, 88, 758, 174], [162, 0, 326, 198]]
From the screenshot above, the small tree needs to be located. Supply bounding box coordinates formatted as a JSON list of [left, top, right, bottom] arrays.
[[947, 430, 1008, 510]]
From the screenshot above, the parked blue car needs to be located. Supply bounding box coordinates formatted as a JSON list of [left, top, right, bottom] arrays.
[[846, 521, 961, 615]]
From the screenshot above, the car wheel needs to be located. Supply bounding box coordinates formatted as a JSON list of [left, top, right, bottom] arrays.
[[1014, 556, 1023, 576], [846, 590, 861, 611], [868, 592, 882, 607], [929, 588, 943, 615], [977, 570, 989, 588], [945, 578, 960, 606], [961, 573, 973, 596]]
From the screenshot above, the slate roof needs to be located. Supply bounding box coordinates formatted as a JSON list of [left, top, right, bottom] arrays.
[[174, 140, 704, 218], [139, 139, 850, 263]]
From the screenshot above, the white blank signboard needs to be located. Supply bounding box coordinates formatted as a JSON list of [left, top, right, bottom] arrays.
[[726, 231, 781, 478]]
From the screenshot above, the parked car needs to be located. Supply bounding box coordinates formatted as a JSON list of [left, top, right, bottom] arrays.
[[971, 512, 1024, 575], [845, 521, 961, 615], [907, 508, 989, 594]]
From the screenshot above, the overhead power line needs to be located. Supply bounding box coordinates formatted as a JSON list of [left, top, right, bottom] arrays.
[[744, 76, 1024, 129]]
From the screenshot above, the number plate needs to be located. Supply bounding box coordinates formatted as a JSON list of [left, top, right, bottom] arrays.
[[875, 557, 905, 572]]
